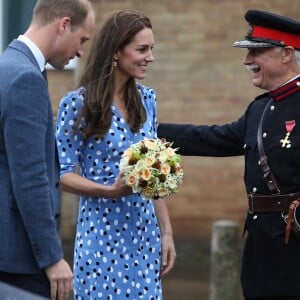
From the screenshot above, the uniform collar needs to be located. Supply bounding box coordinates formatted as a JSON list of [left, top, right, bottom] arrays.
[[270, 74, 300, 101]]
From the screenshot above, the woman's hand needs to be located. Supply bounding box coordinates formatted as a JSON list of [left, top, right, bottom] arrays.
[[160, 233, 176, 276], [108, 172, 132, 198]]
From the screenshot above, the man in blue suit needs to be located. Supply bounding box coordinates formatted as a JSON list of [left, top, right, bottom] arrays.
[[0, 0, 95, 299]]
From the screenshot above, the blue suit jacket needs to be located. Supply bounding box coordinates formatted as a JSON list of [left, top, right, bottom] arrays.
[[0, 40, 63, 273]]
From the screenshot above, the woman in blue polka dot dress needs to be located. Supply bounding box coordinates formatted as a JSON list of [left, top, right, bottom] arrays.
[[55, 10, 176, 300]]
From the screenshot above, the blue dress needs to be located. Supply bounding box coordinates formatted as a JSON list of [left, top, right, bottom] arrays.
[[56, 84, 162, 300]]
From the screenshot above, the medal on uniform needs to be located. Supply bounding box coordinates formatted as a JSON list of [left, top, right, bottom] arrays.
[[280, 120, 296, 148]]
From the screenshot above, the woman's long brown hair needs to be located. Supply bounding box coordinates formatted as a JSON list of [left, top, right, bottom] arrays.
[[77, 9, 152, 139]]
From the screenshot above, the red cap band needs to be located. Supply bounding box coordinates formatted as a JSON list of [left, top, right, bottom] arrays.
[[251, 25, 300, 49]]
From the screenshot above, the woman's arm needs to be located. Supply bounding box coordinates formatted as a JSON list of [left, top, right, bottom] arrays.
[[153, 199, 176, 276], [60, 172, 132, 199]]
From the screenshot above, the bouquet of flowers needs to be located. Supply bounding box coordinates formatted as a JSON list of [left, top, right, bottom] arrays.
[[120, 138, 183, 200]]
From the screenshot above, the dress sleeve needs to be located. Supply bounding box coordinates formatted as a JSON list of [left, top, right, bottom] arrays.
[[138, 84, 158, 138], [55, 89, 85, 177], [151, 89, 158, 138]]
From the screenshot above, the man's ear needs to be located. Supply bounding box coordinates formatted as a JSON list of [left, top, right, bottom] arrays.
[[58, 17, 71, 35], [282, 46, 294, 63]]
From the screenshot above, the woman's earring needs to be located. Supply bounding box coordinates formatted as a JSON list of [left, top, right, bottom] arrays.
[[112, 59, 118, 67]]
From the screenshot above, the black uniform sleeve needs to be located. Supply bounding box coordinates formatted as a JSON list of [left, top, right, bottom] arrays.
[[157, 115, 246, 157]]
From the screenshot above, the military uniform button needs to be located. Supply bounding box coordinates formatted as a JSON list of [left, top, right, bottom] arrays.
[[270, 105, 275, 111], [243, 144, 247, 149], [253, 215, 258, 220], [263, 132, 267, 138], [252, 187, 257, 193]]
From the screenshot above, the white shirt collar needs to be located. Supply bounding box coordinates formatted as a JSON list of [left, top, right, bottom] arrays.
[[278, 73, 300, 88], [17, 35, 46, 72]]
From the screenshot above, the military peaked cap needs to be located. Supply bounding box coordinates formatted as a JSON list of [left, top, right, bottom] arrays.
[[233, 10, 300, 50]]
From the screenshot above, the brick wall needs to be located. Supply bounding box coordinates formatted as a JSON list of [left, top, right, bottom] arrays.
[[50, 0, 300, 241]]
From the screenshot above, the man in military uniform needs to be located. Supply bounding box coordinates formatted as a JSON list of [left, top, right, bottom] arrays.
[[158, 10, 300, 300]]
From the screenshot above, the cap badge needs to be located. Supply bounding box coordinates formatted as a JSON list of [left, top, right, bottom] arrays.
[[246, 25, 253, 37]]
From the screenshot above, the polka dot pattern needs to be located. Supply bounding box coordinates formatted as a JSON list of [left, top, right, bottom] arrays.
[[56, 84, 162, 299]]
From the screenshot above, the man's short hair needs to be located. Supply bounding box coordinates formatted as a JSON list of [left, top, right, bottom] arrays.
[[33, 0, 92, 28]]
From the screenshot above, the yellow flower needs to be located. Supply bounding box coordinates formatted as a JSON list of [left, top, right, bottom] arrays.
[[161, 164, 171, 175], [123, 147, 133, 157], [145, 155, 155, 166], [144, 139, 159, 151], [126, 173, 138, 187], [141, 167, 151, 181]]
